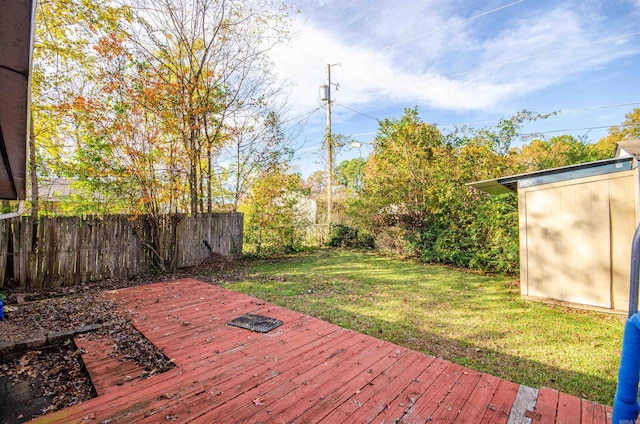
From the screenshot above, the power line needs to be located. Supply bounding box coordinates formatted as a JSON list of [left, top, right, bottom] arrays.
[[281, 105, 324, 127], [446, 31, 640, 79], [382, 0, 526, 50], [282, 106, 324, 137], [348, 131, 377, 137], [557, 102, 640, 115], [439, 102, 640, 128], [519, 123, 639, 137], [336, 122, 640, 148], [334, 103, 378, 121], [336, 101, 640, 136]]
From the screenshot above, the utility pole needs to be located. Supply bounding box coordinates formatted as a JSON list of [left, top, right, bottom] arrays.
[[324, 63, 333, 231]]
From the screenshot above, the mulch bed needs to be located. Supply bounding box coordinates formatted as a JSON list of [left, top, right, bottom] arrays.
[[0, 253, 243, 422]]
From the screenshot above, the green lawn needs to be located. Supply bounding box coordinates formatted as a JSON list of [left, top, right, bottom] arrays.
[[223, 248, 624, 405]]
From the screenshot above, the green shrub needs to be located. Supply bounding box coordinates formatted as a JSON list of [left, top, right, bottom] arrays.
[[327, 224, 375, 249]]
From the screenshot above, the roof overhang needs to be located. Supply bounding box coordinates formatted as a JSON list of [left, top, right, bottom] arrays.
[[0, 0, 36, 200], [615, 138, 640, 158], [468, 156, 636, 195]]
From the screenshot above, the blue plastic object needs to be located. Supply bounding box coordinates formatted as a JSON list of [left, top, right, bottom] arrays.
[[0, 299, 3, 320], [613, 314, 640, 423], [613, 224, 640, 424]]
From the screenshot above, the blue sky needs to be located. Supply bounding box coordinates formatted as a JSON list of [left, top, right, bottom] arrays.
[[269, 0, 640, 177]]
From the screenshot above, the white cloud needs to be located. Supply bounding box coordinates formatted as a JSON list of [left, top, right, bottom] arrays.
[[272, 1, 640, 121], [271, 17, 509, 116]]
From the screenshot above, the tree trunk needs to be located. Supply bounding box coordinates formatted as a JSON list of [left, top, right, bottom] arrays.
[[207, 143, 212, 213]]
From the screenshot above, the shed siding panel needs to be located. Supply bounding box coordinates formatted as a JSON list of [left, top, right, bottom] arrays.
[[518, 188, 528, 297], [524, 189, 550, 299], [609, 173, 636, 310], [576, 180, 610, 308]]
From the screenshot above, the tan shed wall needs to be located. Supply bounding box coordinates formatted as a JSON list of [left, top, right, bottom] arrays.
[[518, 169, 637, 311]]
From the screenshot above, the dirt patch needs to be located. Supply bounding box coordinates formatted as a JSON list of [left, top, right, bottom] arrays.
[[0, 291, 121, 345], [0, 344, 94, 423]]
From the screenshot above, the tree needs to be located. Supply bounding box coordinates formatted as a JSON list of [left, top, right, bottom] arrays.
[[518, 135, 596, 171], [220, 110, 294, 211], [31, 0, 128, 216], [362, 107, 446, 228], [335, 157, 365, 194], [240, 163, 306, 254], [123, 0, 292, 215], [593, 108, 640, 157], [305, 170, 326, 198]]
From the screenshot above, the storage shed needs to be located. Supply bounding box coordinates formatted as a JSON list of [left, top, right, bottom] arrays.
[[470, 155, 639, 312]]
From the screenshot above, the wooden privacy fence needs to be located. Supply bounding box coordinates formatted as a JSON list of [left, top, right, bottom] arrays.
[[0, 213, 243, 289]]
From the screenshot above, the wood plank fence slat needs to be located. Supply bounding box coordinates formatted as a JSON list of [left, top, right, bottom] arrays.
[[0, 213, 243, 288]]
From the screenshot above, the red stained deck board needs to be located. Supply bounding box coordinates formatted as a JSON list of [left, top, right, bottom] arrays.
[[277, 341, 402, 423], [429, 369, 484, 423], [32, 279, 615, 424], [183, 330, 373, 423], [123, 291, 250, 326], [131, 290, 258, 321], [593, 403, 607, 424], [120, 288, 238, 319], [581, 399, 596, 424], [180, 317, 338, 372], [134, 304, 252, 336], [456, 374, 503, 423], [165, 306, 312, 349], [131, 300, 300, 348], [346, 354, 438, 423], [178, 332, 376, 423], [557, 392, 583, 423], [35, 367, 189, 423], [174, 316, 329, 368], [479, 379, 519, 423], [399, 362, 472, 424], [321, 349, 425, 422], [115, 325, 363, 423], [536, 387, 561, 424], [373, 357, 451, 423], [218, 335, 385, 423], [593, 404, 612, 424]]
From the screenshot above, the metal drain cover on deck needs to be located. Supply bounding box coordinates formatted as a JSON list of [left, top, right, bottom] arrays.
[[227, 314, 283, 333]]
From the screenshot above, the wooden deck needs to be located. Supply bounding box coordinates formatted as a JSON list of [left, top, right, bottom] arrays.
[[34, 278, 612, 423]]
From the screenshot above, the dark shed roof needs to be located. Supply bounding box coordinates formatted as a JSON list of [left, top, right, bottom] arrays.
[[468, 156, 636, 195], [0, 0, 36, 200]]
